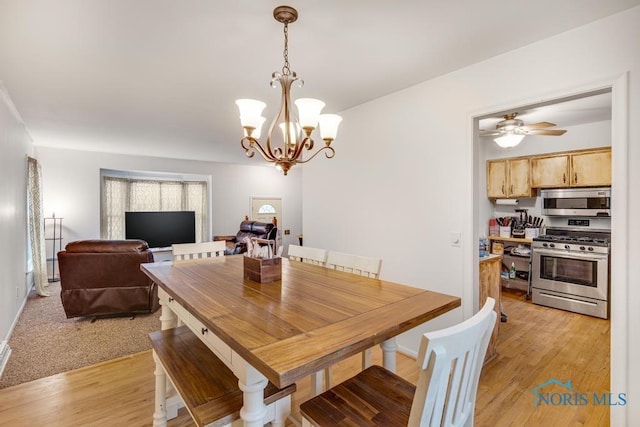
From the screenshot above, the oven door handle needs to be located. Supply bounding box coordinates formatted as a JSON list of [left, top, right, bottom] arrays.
[[533, 248, 608, 261]]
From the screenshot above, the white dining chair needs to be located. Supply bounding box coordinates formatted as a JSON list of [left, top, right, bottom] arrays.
[[325, 250, 382, 278], [318, 250, 382, 391], [171, 241, 226, 261], [287, 244, 328, 266], [300, 298, 497, 427]]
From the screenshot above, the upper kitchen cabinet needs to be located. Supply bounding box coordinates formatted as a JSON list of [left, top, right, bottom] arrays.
[[570, 148, 611, 187], [530, 154, 570, 188], [487, 157, 532, 198], [531, 147, 611, 188]]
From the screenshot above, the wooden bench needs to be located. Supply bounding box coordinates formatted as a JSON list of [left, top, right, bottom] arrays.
[[149, 325, 296, 427]]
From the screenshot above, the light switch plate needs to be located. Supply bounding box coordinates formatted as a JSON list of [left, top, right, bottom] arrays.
[[451, 232, 461, 247]]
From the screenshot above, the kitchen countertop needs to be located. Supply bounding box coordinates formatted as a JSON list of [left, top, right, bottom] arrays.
[[480, 254, 503, 263], [488, 236, 532, 244]]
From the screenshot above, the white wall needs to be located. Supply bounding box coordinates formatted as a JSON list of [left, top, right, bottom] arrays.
[[0, 86, 33, 343], [34, 146, 303, 252], [303, 6, 639, 423]]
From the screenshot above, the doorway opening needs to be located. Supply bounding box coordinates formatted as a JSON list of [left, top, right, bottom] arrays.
[[470, 76, 629, 425]]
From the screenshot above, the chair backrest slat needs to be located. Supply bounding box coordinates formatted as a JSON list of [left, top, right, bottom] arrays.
[[325, 250, 381, 279], [172, 241, 226, 261], [408, 298, 497, 427], [287, 244, 327, 266]]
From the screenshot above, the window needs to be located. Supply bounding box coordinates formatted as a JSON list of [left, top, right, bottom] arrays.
[[101, 176, 208, 242], [258, 204, 276, 214]]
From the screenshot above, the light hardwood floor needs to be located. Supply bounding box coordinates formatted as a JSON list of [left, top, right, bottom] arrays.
[[0, 290, 611, 426]]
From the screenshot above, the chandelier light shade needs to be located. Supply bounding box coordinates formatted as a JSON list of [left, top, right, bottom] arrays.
[[494, 133, 525, 148], [235, 6, 342, 175]]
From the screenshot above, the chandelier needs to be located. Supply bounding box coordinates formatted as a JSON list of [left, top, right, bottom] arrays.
[[235, 6, 342, 175]]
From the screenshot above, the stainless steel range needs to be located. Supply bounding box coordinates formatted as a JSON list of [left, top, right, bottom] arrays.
[[531, 224, 610, 319]]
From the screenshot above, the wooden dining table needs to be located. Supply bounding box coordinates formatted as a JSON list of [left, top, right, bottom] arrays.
[[142, 255, 461, 426]]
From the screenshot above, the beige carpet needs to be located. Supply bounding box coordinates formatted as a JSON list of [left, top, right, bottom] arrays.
[[0, 281, 161, 389]]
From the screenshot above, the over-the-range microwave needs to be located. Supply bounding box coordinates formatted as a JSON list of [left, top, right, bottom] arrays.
[[541, 187, 611, 217]]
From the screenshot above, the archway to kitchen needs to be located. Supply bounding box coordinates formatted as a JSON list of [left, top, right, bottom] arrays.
[[468, 74, 628, 424]]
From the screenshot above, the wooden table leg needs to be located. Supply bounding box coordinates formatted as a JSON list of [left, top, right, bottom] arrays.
[[309, 370, 324, 397], [362, 348, 373, 369], [234, 357, 269, 427], [158, 301, 180, 419], [380, 338, 397, 373], [271, 395, 292, 427], [238, 377, 268, 426], [152, 350, 167, 427], [159, 300, 178, 330]]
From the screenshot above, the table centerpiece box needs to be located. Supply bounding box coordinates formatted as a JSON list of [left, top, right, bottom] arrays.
[[243, 256, 282, 283]]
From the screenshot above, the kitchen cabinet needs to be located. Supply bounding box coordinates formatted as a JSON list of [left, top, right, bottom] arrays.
[[487, 157, 532, 198], [530, 154, 569, 188], [571, 149, 611, 187], [530, 147, 611, 188], [479, 254, 501, 363]]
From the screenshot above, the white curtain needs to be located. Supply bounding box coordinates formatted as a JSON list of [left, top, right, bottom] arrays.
[[27, 157, 50, 297], [101, 177, 207, 242]]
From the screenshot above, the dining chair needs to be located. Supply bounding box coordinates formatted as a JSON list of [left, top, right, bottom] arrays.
[[300, 297, 497, 427], [287, 244, 328, 266], [319, 250, 383, 391], [325, 250, 382, 278], [171, 241, 226, 261]]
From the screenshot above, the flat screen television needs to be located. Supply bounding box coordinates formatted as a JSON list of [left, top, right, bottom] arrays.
[[125, 211, 196, 249]]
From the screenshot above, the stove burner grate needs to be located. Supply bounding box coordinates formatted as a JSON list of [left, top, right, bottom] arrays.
[[534, 234, 610, 246]]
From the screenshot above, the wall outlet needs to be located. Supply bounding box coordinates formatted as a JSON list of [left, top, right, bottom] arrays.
[[16, 286, 19, 299], [284, 229, 290, 235]]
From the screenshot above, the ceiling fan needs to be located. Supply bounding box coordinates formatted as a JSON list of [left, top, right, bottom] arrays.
[[480, 113, 567, 148]]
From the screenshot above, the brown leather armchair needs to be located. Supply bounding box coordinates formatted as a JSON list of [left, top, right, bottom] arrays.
[[58, 240, 160, 318]]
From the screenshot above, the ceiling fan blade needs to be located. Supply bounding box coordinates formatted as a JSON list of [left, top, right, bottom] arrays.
[[479, 129, 500, 136], [525, 129, 567, 136], [519, 121, 556, 130]]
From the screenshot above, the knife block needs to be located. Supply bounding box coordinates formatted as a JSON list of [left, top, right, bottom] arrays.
[[243, 256, 282, 283]]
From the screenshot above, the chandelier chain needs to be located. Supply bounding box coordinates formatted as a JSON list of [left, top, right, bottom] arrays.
[[282, 22, 291, 76]]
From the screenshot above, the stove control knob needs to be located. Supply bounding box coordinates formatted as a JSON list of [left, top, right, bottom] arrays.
[[588, 247, 594, 251], [564, 244, 570, 250], [542, 243, 548, 248], [580, 246, 586, 251], [549, 243, 555, 248]]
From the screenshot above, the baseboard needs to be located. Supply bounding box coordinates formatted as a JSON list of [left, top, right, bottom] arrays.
[[0, 340, 12, 379], [397, 343, 418, 360], [0, 272, 34, 379], [6, 271, 33, 336]]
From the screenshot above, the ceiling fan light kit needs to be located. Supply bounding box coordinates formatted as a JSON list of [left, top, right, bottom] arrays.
[[494, 133, 525, 148], [481, 113, 567, 149], [235, 5, 342, 175]]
